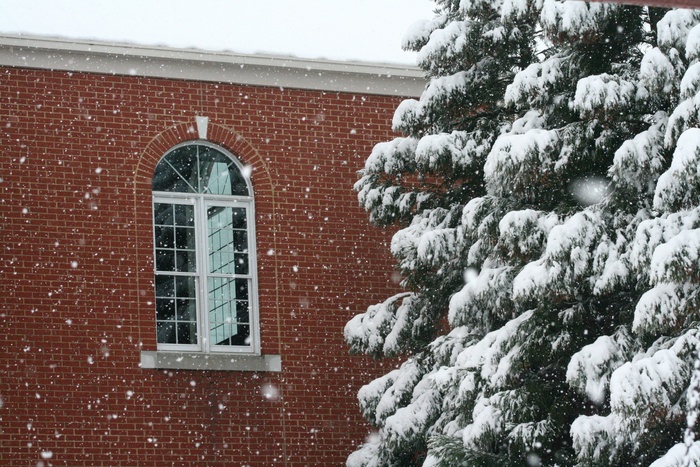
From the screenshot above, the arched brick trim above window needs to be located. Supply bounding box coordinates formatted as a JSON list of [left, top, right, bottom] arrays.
[[134, 120, 274, 194], [132, 118, 281, 371]]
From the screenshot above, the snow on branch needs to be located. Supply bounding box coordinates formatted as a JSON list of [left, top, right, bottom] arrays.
[[505, 57, 566, 109], [649, 228, 700, 284], [637, 47, 683, 104], [608, 114, 667, 200], [655, 128, 700, 212], [567, 327, 633, 405], [540, 0, 620, 43], [448, 266, 516, 333], [649, 441, 700, 467], [344, 292, 414, 358], [633, 282, 696, 337], [484, 128, 560, 200], [572, 74, 636, 120], [512, 210, 605, 303], [609, 331, 698, 432], [658, 9, 700, 55], [402, 15, 449, 53], [627, 207, 700, 281]]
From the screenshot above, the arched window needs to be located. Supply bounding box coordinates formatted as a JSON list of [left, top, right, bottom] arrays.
[[152, 142, 259, 354]]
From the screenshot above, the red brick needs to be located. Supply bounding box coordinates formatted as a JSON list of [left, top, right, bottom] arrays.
[[0, 66, 403, 466]]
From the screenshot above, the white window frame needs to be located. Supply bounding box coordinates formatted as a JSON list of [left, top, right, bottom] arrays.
[[151, 142, 260, 356]]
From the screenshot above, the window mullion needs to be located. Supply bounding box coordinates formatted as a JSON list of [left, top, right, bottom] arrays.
[[196, 197, 210, 353]]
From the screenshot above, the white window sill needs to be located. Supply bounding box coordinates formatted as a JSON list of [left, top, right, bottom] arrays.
[[140, 351, 281, 372]]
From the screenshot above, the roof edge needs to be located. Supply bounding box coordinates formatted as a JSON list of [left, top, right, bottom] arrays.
[[0, 34, 426, 97]]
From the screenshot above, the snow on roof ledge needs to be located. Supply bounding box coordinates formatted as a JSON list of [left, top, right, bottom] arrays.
[[0, 34, 426, 97]]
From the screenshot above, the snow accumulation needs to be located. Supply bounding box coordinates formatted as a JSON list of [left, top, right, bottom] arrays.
[[572, 74, 636, 119], [346, 2, 700, 465], [655, 128, 700, 211], [567, 328, 632, 405]]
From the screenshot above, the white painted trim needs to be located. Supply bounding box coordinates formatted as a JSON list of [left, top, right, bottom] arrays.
[[140, 351, 282, 372], [0, 34, 425, 97], [195, 116, 208, 140]]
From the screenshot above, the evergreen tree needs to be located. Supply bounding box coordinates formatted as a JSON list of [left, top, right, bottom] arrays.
[[345, 1, 700, 465]]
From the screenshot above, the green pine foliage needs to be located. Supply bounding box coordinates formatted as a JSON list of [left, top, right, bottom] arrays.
[[345, 1, 700, 466]]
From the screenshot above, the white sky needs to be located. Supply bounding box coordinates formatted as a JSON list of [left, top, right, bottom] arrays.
[[0, 0, 436, 64]]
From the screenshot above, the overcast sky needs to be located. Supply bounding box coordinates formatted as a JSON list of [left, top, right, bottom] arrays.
[[0, 0, 436, 64]]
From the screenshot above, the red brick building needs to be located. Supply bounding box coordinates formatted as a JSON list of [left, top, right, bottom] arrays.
[[0, 35, 423, 466]]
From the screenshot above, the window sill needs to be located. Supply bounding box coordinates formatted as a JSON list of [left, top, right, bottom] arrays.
[[140, 351, 281, 372]]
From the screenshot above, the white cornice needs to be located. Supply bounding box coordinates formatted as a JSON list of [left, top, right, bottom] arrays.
[[0, 35, 426, 97]]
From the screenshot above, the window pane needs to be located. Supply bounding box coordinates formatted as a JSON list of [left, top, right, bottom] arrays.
[[175, 226, 195, 249], [154, 226, 174, 249], [160, 147, 198, 192], [208, 277, 251, 347], [155, 250, 175, 272], [175, 251, 197, 273], [208, 277, 235, 345], [175, 276, 196, 298], [156, 298, 175, 321], [208, 206, 235, 274], [155, 275, 174, 298], [235, 279, 248, 300], [177, 322, 197, 345], [176, 299, 196, 321], [199, 147, 249, 196], [154, 203, 196, 273], [235, 254, 249, 275], [231, 325, 250, 345], [154, 145, 249, 195], [233, 231, 247, 252], [236, 300, 249, 324], [174, 204, 194, 226], [156, 322, 176, 344], [153, 203, 174, 225], [231, 208, 246, 228], [152, 160, 196, 193]]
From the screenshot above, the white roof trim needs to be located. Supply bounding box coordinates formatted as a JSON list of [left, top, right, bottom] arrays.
[[0, 35, 425, 97]]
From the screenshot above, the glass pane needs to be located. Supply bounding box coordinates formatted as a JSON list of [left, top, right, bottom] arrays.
[[175, 226, 195, 249], [155, 250, 175, 272], [176, 299, 196, 321], [174, 204, 195, 226], [236, 300, 249, 324], [175, 251, 196, 273], [229, 170, 249, 197], [156, 298, 175, 321], [155, 275, 174, 298], [233, 231, 247, 252], [153, 145, 248, 195], [157, 322, 176, 344], [231, 208, 246, 229], [155, 274, 198, 346], [235, 254, 249, 275], [231, 325, 250, 345], [154, 226, 174, 249], [177, 322, 197, 344], [153, 203, 174, 225], [235, 279, 248, 300], [208, 206, 233, 274], [153, 160, 195, 193], [207, 277, 252, 346], [208, 277, 235, 345], [163, 147, 198, 192], [153, 146, 198, 193], [199, 147, 249, 196], [175, 276, 196, 298], [154, 203, 196, 273]]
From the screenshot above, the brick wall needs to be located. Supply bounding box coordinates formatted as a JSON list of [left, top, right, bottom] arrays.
[[0, 66, 403, 466]]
